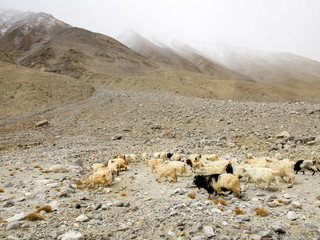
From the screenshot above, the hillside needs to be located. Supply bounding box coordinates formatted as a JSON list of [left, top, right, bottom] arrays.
[[0, 10, 320, 120], [198, 44, 320, 98], [0, 61, 95, 119]]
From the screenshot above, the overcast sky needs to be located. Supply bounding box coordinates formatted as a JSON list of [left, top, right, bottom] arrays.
[[1, 0, 320, 61]]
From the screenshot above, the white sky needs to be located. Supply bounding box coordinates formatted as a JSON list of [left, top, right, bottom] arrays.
[[1, 0, 320, 61]]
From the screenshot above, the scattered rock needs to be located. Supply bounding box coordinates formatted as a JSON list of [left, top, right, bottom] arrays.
[[271, 221, 286, 234], [35, 120, 49, 127], [6, 221, 22, 230], [6, 213, 26, 223], [47, 164, 69, 173], [112, 134, 122, 140], [59, 230, 85, 240], [287, 211, 299, 220], [3, 200, 14, 208], [291, 201, 302, 209], [76, 214, 89, 222], [202, 225, 215, 238]]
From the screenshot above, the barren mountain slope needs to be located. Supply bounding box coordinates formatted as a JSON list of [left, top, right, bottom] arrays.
[[1, 9, 320, 119], [0, 61, 94, 119], [119, 32, 251, 81], [118, 31, 201, 73], [201, 46, 320, 98]]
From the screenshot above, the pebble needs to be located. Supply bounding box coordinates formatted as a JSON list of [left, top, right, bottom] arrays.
[[6, 213, 26, 223], [75, 214, 89, 222], [35, 120, 49, 127], [203, 225, 215, 237], [283, 194, 291, 199], [3, 200, 14, 208], [271, 221, 286, 234], [4, 182, 14, 188], [291, 201, 302, 209], [287, 211, 299, 220], [59, 230, 85, 240], [6, 221, 22, 230]]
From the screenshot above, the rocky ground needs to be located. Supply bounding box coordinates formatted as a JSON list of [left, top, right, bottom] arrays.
[[0, 89, 320, 240]]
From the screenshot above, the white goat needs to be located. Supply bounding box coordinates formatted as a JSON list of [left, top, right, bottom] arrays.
[[243, 166, 281, 191], [167, 161, 188, 176], [155, 164, 177, 183], [148, 158, 164, 172]]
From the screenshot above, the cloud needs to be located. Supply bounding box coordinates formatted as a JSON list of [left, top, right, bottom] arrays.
[[1, 0, 320, 61]]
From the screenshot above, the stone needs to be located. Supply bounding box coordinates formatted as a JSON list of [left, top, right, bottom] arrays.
[[211, 208, 222, 213], [271, 222, 286, 234], [304, 222, 319, 232], [112, 134, 122, 140], [249, 234, 261, 240], [203, 225, 215, 238], [173, 188, 187, 195], [283, 194, 291, 199], [49, 231, 61, 239], [276, 131, 290, 138], [7, 236, 19, 240], [6, 221, 22, 230], [306, 141, 316, 146], [6, 213, 26, 223], [236, 215, 251, 222], [270, 145, 279, 151], [76, 214, 89, 222], [291, 201, 302, 209], [35, 120, 49, 127], [95, 203, 102, 210], [115, 201, 125, 207], [287, 211, 299, 220], [57, 190, 70, 198], [3, 200, 14, 208], [73, 159, 83, 168], [49, 200, 59, 211], [258, 230, 275, 239], [267, 201, 281, 208], [60, 230, 85, 240], [4, 182, 14, 188], [48, 164, 69, 173]]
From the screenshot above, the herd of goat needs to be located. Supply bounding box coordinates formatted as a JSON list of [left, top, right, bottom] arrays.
[[85, 152, 320, 199]]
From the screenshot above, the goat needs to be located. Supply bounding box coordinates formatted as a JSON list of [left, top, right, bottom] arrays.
[[155, 164, 177, 183], [267, 158, 295, 184], [154, 152, 173, 160], [85, 168, 113, 189], [148, 158, 164, 172], [294, 159, 318, 175], [167, 161, 188, 176], [186, 159, 204, 173], [243, 166, 281, 191], [193, 173, 240, 199], [170, 153, 183, 161]]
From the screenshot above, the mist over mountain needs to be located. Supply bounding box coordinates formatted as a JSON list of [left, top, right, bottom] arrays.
[[120, 30, 320, 101], [1, 9, 320, 118], [196, 43, 320, 95]]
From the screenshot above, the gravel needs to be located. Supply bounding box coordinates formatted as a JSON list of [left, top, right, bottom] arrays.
[[0, 89, 319, 239]]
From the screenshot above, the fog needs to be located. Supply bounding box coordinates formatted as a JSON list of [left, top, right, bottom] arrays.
[[1, 0, 320, 61]]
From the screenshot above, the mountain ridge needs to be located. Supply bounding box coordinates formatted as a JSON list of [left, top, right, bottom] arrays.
[[1, 9, 320, 118]]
